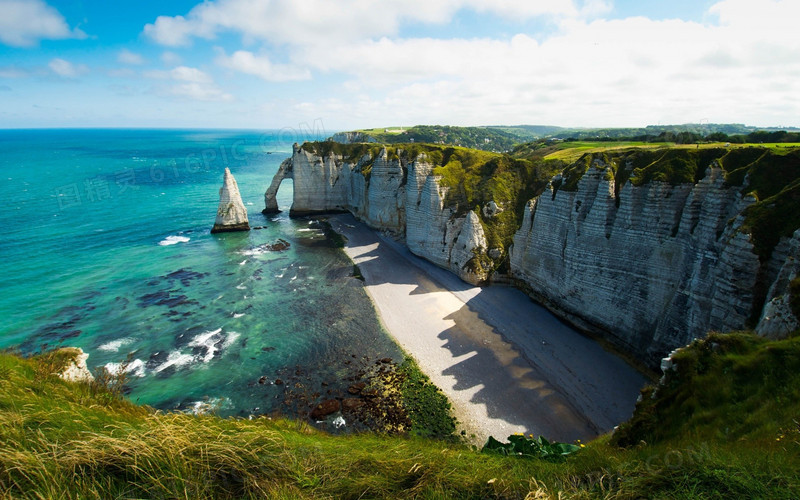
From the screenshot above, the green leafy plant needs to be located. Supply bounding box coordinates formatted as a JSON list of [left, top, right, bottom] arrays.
[[482, 434, 581, 462]]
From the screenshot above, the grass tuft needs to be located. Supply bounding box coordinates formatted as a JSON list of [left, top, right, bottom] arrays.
[[2, 335, 800, 498]]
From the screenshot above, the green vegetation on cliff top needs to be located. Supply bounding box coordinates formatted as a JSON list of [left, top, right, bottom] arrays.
[[549, 146, 800, 262], [343, 123, 800, 155], [613, 332, 800, 449], [302, 140, 800, 269], [3, 331, 799, 498], [301, 141, 562, 269]]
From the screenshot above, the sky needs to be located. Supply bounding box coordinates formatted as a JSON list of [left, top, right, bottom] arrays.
[[0, 0, 798, 130]]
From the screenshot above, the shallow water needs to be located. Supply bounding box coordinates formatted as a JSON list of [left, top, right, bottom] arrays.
[[0, 129, 402, 420]]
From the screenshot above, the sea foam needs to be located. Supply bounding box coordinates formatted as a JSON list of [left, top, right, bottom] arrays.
[[153, 328, 240, 372], [153, 351, 196, 373], [158, 235, 190, 246], [98, 337, 135, 352], [104, 358, 146, 378]]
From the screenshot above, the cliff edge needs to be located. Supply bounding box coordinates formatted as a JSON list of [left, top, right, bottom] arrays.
[[265, 143, 800, 366]]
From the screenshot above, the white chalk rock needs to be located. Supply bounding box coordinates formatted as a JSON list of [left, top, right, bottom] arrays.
[[57, 347, 95, 383], [212, 168, 250, 233]]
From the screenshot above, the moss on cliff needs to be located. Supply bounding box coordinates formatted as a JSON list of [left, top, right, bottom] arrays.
[[427, 146, 561, 262], [298, 141, 561, 266], [552, 146, 800, 261], [299, 141, 800, 266], [740, 180, 800, 261]]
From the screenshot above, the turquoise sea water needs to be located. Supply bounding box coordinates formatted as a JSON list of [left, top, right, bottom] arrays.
[[0, 129, 401, 421]]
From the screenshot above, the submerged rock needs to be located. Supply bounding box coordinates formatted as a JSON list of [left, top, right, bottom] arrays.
[[211, 168, 250, 233]]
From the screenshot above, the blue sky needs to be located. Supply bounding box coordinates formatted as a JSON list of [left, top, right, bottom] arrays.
[[1, 0, 798, 130]]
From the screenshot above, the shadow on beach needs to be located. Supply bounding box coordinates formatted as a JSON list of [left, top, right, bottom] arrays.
[[329, 214, 647, 442]]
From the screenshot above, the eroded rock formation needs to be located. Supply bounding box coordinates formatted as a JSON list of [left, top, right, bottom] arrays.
[[264, 144, 490, 284], [57, 347, 95, 383], [212, 168, 250, 233], [509, 162, 763, 365], [265, 144, 800, 366]]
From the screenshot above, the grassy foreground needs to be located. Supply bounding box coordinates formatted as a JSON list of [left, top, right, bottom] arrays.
[[2, 332, 799, 499]]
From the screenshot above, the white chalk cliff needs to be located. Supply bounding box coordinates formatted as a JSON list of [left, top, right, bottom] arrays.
[[265, 144, 490, 284], [508, 161, 770, 365], [265, 145, 800, 366], [212, 168, 250, 233]]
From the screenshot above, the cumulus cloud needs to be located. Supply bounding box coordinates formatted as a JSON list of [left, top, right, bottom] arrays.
[[215, 50, 310, 81], [142, 0, 800, 127], [145, 65, 232, 101], [143, 0, 590, 47], [287, 0, 800, 127], [118, 49, 145, 65], [0, 0, 86, 47], [48, 58, 89, 78], [145, 65, 214, 83]]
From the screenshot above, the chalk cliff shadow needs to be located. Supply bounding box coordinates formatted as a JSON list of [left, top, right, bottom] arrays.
[[436, 303, 598, 442], [329, 214, 645, 441]]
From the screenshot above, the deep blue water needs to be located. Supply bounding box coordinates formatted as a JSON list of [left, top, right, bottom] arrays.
[[0, 129, 401, 421]]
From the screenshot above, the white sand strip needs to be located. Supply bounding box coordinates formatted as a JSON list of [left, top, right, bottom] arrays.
[[331, 215, 646, 444]]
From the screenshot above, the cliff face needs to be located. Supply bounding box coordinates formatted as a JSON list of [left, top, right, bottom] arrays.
[[266, 144, 800, 366], [509, 159, 793, 365], [755, 229, 800, 338], [265, 144, 490, 284]]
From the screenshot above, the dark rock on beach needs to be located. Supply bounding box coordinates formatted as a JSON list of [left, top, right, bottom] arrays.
[[310, 399, 341, 420]]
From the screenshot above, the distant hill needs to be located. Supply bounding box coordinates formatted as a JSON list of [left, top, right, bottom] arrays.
[[332, 125, 522, 152], [329, 123, 800, 152]]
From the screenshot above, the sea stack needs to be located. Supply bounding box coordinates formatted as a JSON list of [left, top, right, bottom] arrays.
[[211, 168, 250, 233]]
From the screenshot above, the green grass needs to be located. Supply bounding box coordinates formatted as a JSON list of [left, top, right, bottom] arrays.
[[356, 127, 407, 135], [540, 141, 800, 165], [543, 142, 662, 163], [397, 358, 457, 440], [3, 334, 799, 498], [613, 332, 800, 446]]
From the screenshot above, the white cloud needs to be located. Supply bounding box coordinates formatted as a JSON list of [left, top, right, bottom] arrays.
[[215, 50, 310, 81], [161, 51, 182, 66], [277, 0, 800, 128], [0, 0, 86, 47], [118, 49, 145, 65], [145, 65, 232, 101], [143, 0, 588, 47], [48, 58, 89, 78]]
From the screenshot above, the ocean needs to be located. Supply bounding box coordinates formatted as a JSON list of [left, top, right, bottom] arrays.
[[0, 129, 402, 422]]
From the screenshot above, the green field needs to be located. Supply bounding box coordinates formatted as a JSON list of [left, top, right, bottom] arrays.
[[540, 141, 800, 164], [542, 141, 658, 162], [356, 127, 407, 135]]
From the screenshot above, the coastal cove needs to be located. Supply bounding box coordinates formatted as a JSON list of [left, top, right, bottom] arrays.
[[0, 129, 645, 441], [330, 214, 645, 442], [0, 129, 408, 427]]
